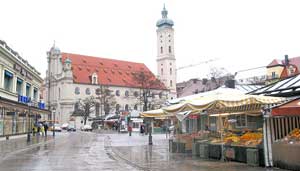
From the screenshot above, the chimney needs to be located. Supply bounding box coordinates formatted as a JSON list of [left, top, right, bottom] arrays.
[[225, 80, 235, 89], [285, 54, 289, 66]]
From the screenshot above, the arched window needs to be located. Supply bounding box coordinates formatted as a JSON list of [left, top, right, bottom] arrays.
[[161, 68, 163, 75], [125, 104, 129, 111], [58, 88, 61, 99], [134, 91, 139, 97], [85, 88, 91, 95], [159, 92, 163, 99], [75, 87, 80, 95], [92, 73, 98, 84], [169, 46, 172, 53], [134, 104, 138, 110], [104, 103, 110, 115], [116, 104, 120, 114], [170, 68, 172, 75], [116, 90, 120, 96], [125, 90, 129, 97], [170, 80, 173, 87], [160, 47, 163, 54]]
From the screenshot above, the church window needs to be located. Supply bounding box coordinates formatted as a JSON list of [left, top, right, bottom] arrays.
[[58, 88, 61, 100], [169, 40, 171, 42], [116, 90, 120, 96], [125, 90, 129, 97], [160, 47, 163, 54], [92, 73, 98, 84], [115, 104, 120, 114], [134, 104, 138, 110], [170, 80, 173, 87], [75, 87, 80, 95], [161, 68, 163, 75], [125, 104, 129, 111], [168, 34, 171, 37], [169, 46, 172, 53], [170, 63, 172, 65], [170, 68, 172, 75], [160, 35, 162, 38], [85, 88, 91, 95], [134, 91, 139, 97], [159, 92, 163, 99]]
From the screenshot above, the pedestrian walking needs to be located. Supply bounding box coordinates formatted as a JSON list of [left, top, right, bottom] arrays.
[[43, 122, 49, 136]]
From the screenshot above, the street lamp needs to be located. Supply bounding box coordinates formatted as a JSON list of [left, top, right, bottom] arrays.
[[27, 101, 32, 142], [52, 108, 56, 137]]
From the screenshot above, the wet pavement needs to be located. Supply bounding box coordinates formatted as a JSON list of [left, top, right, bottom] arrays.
[[0, 131, 288, 171]]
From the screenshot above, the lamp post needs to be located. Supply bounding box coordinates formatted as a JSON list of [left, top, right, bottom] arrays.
[[27, 101, 32, 142], [52, 108, 56, 137]]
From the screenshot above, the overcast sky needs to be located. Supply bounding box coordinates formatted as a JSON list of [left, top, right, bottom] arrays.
[[1, 0, 300, 82]]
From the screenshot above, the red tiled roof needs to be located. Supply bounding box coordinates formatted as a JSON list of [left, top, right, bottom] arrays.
[[268, 57, 300, 69], [267, 59, 282, 67], [61, 53, 166, 90]]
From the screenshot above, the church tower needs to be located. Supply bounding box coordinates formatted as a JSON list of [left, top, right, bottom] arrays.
[[156, 5, 177, 99]]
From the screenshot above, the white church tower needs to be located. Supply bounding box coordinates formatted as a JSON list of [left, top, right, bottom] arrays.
[[156, 5, 177, 99]]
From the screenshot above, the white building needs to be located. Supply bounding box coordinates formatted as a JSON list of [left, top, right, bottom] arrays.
[[44, 48, 168, 125], [0, 40, 49, 137], [156, 5, 177, 99]]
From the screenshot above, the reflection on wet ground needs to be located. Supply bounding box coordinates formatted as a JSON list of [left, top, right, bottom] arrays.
[[0, 132, 288, 171]]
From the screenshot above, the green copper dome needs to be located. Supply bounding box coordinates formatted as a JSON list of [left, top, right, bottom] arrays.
[[156, 4, 174, 28]]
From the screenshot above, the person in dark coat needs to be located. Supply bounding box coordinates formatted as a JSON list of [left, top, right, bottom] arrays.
[[43, 122, 49, 136]]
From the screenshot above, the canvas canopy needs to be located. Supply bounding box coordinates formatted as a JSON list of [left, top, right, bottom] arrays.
[[140, 90, 286, 119]]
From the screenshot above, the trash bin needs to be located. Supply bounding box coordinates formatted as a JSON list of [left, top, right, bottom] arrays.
[[192, 141, 201, 156], [199, 142, 209, 159], [177, 142, 186, 153]]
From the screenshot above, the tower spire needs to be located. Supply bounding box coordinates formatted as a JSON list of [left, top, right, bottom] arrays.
[[162, 4, 168, 18]]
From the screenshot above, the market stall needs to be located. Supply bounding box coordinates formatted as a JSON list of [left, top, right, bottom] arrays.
[[264, 98, 300, 170]]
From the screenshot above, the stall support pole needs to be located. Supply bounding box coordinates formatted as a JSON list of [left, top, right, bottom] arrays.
[[263, 116, 273, 167], [148, 118, 153, 145]]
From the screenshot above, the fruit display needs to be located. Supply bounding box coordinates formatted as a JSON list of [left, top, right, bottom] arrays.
[[289, 128, 300, 140], [221, 131, 263, 146]]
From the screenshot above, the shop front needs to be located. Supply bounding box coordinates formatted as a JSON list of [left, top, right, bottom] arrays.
[[264, 98, 300, 170], [0, 97, 50, 137]]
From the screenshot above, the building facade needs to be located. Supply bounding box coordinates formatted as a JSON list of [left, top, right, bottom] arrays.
[[45, 47, 168, 125], [156, 5, 177, 99], [0, 40, 49, 137]]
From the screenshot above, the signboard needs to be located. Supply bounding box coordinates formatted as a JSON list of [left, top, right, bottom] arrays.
[[14, 63, 33, 80], [188, 114, 199, 119]]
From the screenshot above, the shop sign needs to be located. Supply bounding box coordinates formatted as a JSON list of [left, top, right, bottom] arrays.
[[14, 63, 33, 80], [188, 114, 199, 119]]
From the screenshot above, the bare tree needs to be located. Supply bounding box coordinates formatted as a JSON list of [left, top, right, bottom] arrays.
[[95, 86, 117, 117], [72, 96, 96, 125], [207, 67, 232, 87], [132, 71, 167, 111]]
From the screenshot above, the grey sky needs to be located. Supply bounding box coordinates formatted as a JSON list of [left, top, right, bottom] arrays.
[[1, 0, 300, 82]]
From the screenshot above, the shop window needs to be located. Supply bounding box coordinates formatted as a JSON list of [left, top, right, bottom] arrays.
[[104, 103, 110, 115], [236, 114, 247, 128], [4, 70, 13, 92], [26, 83, 31, 97], [33, 88, 38, 101], [16, 78, 23, 95]]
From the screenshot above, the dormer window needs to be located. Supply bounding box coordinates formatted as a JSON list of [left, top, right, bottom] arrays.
[[91, 73, 98, 84]]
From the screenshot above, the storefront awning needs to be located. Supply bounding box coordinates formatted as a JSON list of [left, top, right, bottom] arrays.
[[271, 98, 300, 116]]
